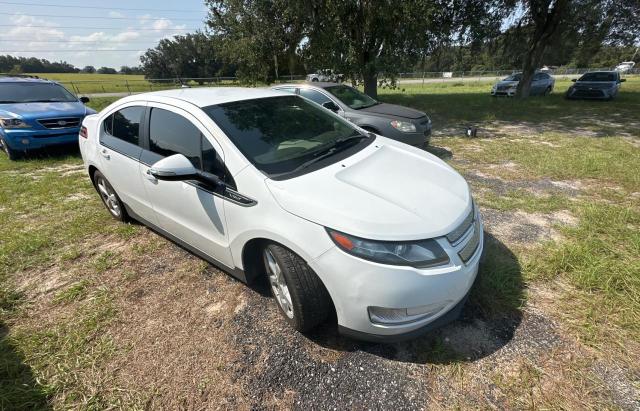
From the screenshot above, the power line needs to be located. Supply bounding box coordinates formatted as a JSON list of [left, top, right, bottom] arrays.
[[0, 1, 206, 13], [0, 39, 176, 43], [1, 49, 147, 52], [0, 24, 196, 31], [10, 13, 204, 22]]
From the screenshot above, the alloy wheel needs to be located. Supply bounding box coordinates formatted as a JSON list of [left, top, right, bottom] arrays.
[[264, 249, 295, 318], [96, 176, 121, 217]]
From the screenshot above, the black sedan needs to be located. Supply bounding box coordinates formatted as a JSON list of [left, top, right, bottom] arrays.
[[566, 71, 626, 100]]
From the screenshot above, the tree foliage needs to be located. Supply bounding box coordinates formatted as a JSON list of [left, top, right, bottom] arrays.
[[0, 55, 78, 73], [140, 32, 233, 80]]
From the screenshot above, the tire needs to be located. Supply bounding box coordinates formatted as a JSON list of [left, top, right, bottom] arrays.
[[262, 243, 332, 332], [0, 137, 22, 160], [544, 86, 552, 96], [92, 170, 129, 222], [311, 77, 319, 82]]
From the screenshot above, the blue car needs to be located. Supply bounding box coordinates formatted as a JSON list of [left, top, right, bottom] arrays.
[[0, 76, 96, 160]]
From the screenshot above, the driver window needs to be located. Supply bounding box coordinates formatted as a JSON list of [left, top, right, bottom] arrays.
[[148, 108, 228, 183], [299, 89, 332, 105]]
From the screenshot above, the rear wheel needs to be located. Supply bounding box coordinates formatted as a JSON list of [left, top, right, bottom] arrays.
[[0, 137, 22, 160], [93, 171, 129, 222], [262, 243, 332, 332]]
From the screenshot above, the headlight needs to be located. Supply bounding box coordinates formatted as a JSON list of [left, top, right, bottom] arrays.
[[0, 118, 30, 129], [390, 120, 416, 133], [327, 229, 450, 268]]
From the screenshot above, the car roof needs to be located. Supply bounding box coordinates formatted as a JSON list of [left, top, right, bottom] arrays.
[[127, 87, 289, 108], [0, 76, 56, 84], [583, 71, 617, 74], [274, 82, 342, 89]]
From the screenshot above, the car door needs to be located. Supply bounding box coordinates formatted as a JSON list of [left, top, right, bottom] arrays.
[[298, 88, 344, 116], [138, 104, 234, 268], [97, 103, 157, 223], [532, 73, 547, 94]]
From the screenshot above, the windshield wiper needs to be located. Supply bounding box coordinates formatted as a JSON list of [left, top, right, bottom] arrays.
[[21, 99, 70, 103]]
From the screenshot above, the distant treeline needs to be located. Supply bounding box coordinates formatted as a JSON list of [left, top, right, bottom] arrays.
[[0, 55, 142, 75]]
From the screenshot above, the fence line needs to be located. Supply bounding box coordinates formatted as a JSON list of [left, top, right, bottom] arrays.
[[48, 69, 638, 95]]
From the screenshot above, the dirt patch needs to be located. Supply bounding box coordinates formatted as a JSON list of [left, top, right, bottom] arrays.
[[481, 208, 577, 246]]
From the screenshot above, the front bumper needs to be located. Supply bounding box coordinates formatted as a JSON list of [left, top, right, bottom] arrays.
[[1, 127, 80, 150], [491, 89, 516, 97], [310, 214, 483, 342], [566, 88, 613, 100]]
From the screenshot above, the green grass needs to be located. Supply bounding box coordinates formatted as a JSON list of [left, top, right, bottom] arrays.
[[0, 78, 639, 407]]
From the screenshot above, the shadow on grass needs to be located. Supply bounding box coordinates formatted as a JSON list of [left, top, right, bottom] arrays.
[[382, 90, 640, 138], [304, 233, 524, 365], [0, 288, 51, 410]]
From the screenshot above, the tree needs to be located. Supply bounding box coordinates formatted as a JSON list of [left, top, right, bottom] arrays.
[[206, 0, 307, 83], [140, 32, 231, 81], [81, 65, 96, 74], [515, 0, 570, 98], [206, 0, 512, 97], [97, 67, 117, 74]]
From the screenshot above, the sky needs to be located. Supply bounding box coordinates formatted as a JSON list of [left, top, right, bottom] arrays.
[[2, 0, 209, 69]]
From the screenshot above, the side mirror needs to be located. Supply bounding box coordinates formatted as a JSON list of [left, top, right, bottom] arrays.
[[571, 79, 577, 82], [149, 154, 221, 186], [80, 96, 90, 104], [620, 78, 626, 82], [322, 101, 340, 113]]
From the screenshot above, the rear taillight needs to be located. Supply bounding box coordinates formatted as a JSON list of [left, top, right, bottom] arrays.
[[79, 126, 88, 138]]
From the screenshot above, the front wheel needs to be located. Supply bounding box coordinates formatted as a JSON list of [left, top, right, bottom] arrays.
[[544, 86, 552, 96], [0, 137, 22, 160], [262, 243, 332, 332]]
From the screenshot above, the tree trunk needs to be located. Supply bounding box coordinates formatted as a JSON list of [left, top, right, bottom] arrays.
[[516, 0, 570, 99], [363, 72, 378, 99]]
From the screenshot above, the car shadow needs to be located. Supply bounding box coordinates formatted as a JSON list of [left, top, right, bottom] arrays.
[[8, 143, 81, 160], [303, 233, 524, 365], [0, 323, 52, 409], [424, 144, 452, 160]]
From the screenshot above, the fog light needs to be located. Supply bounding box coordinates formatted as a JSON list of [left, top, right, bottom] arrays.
[[21, 139, 29, 145], [368, 302, 450, 325]]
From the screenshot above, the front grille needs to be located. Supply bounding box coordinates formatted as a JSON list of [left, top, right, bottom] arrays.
[[37, 117, 81, 129], [446, 206, 474, 245], [573, 89, 604, 98], [458, 219, 481, 263]]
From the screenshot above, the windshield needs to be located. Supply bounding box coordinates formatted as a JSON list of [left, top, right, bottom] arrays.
[[203, 95, 370, 177], [324, 85, 378, 109], [503, 73, 522, 81], [578, 72, 616, 82], [0, 82, 78, 104]]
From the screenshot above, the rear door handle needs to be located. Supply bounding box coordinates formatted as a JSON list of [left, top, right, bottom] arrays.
[[100, 149, 110, 160]]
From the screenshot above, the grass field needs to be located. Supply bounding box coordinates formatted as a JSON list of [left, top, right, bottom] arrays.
[[1, 80, 639, 409], [26, 73, 240, 94]]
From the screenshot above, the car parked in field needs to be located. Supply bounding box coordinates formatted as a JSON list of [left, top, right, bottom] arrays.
[[306, 69, 344, 83], [273, 82, 432, 147], [79, 88, 482, 342], [491, 72, 555, 97], [614, 61, 635, 73], [566, 71, 626, 100], [0, 76, 95, 160]]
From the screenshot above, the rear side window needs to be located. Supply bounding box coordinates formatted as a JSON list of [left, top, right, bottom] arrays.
[[149, 108, 202, 169], [104, 106, 144, 145], [534, 73, 548, 80]]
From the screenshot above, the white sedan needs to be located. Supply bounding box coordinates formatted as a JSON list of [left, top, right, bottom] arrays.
[[79, 88, 483, 342]]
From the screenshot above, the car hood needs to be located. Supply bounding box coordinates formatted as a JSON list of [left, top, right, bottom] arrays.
[[496, 80, 518, 87], [573, 81, 616, 89], [358, 103, 426, 120], [265, 138, 472, 241], [0, 101, 94, 120]]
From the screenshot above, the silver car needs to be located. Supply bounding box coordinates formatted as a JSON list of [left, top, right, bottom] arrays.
[[491, 72, 555, 97], [273, 82, 432, 147]]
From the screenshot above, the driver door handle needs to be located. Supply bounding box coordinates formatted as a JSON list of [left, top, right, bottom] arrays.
[[144, 169, 157, 181], [100, 149, 110, 160]]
